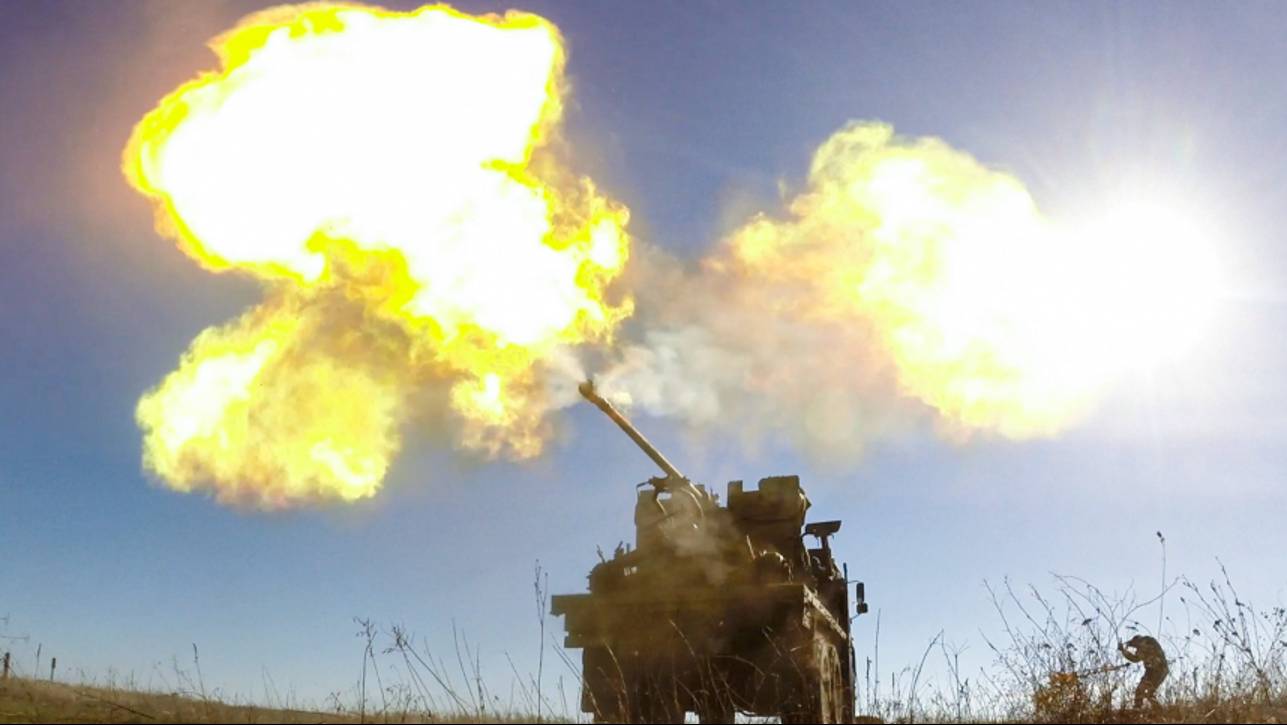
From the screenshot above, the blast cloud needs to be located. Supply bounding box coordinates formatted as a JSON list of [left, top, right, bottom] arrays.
[[126, 3, 632, 507], [592, 122, 1105, 457], [127, 5, 1126, 508]]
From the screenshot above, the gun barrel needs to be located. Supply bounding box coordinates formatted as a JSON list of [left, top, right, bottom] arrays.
[[579, 381, 685, 480]]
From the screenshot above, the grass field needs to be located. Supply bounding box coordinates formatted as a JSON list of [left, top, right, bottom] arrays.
[[2, 558, 1283, 723], [0, 677, 377, 724], [3, 672, 1286, 723], [0, 676, 544, 724]]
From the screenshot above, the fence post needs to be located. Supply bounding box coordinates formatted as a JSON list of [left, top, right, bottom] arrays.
[[2, 651, 9, 680]]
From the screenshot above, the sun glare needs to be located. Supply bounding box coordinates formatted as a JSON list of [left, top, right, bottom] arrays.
[[1072, 197, 1225, 371]]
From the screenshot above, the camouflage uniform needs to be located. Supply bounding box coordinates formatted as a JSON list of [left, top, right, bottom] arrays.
[[1119, 635, 1168, 708]]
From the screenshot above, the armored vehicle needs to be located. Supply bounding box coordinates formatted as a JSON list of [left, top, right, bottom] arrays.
[[552, 381, 868, 723]]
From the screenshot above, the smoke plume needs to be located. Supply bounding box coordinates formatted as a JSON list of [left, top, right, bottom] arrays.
[[596, 122, 1107, 457], [125, 3, 631, 507], [125, 5, 1217, 508]]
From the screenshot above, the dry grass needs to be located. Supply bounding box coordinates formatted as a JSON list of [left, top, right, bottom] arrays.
[[3, 549, 1283, 723], [0, 613, 555, 724], [854, 541, 1287, 723], [0, 676, 364, 724], [0, 676, 550, 724]]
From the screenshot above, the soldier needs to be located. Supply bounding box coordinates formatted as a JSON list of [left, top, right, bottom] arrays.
[[1118, 634, 1168, 709]]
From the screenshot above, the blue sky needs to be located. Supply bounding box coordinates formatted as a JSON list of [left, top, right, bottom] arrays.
[[2, 0, 1286, 710]]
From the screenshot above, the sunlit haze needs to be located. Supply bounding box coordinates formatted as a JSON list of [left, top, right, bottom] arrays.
[[1, 1, 1284, 721]]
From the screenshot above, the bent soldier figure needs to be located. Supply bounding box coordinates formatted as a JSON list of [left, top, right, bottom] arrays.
[[1119, 635, 1168, 708]]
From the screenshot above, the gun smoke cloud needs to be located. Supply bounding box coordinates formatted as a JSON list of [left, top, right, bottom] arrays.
[[125, 3, 1218, 507], [598, 123, 1102, 456], [597, 123, 1221, 456], [125, 3, 631, 507]]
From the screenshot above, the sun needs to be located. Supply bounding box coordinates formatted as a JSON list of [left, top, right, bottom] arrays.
[[1073, 196, 1226, 371]]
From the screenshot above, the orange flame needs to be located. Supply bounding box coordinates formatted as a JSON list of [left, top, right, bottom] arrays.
[[125, 3, 630, 507]]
